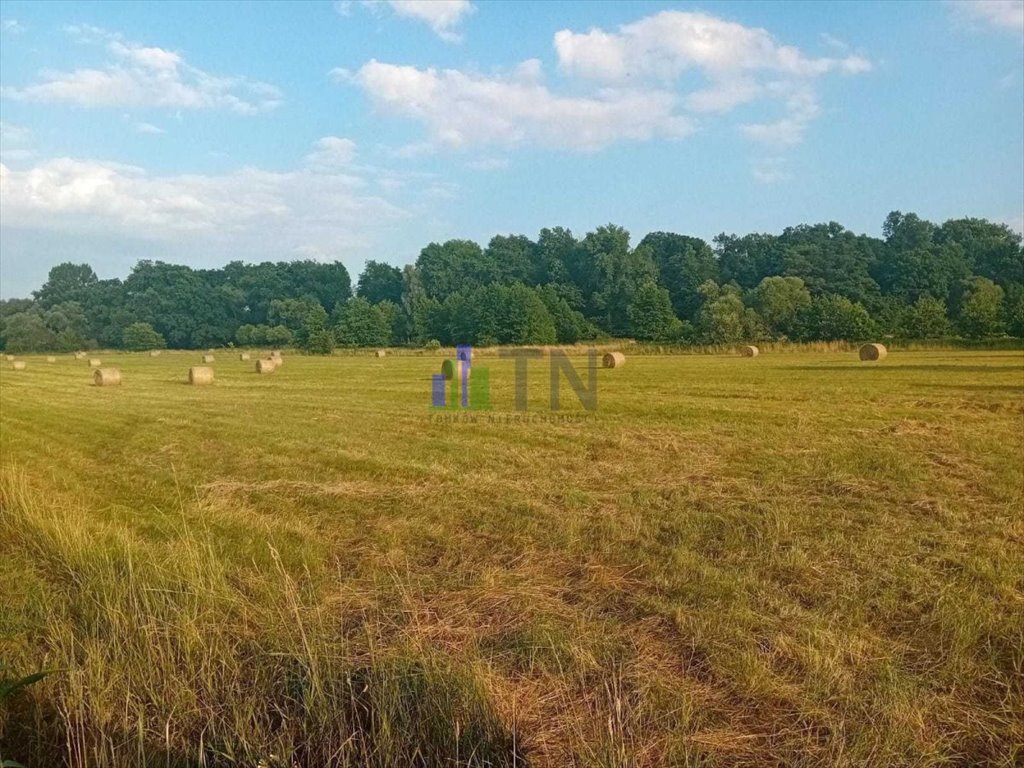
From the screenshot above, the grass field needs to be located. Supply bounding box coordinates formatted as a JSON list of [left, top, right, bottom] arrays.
[[1, 348, 1022, 767]]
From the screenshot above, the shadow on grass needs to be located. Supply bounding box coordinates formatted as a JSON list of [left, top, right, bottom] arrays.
[[915, 383, 1024, 393], [789, 365, 1023, 373]]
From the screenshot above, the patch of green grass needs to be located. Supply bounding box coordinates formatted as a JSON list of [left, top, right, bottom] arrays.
[[1, 349, 1022, 766]]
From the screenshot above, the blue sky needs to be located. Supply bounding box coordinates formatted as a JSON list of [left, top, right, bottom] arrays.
[[1, 0, 1022, 298]]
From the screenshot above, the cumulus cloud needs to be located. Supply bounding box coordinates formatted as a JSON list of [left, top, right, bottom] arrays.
[[554, 11, 871, 82], [552, 10, 870, 147], [0, 139, 407, 259], [339, 0, 474, 42], [133, 121, 166, 135], [304, 136, 358, 168], [948, 0, 1024, 33], [2, 25, 282, 113], [340, 59, 693, 151], [339, 9, 869, 154]]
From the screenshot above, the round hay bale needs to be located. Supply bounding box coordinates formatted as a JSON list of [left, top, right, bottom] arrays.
[[256, 358, 277, 374], [859, 343, 887, 361], [46, 355, 56, 363], [602, 352, 626, 369], [4, 354, 13, 362], [188, 366, 215, 385], [375, 349, 387, 358], [440, 359, 467, 380], [94, 367, 121, 386], [149, 350, 161, 357], [74, 352, 86, 360], [202, 354, 215, 363], [740, 345, 759, 357], [11, 361, 26, 370], [88, 358, 102, 368], [239, 352, 251, 361], [271, 349, 282, 359]]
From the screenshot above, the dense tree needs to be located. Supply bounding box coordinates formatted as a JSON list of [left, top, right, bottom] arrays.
[[417, 240, 497, 301], [122, 322, 167, 351], [2, 213, 1021, 352], [33, 263, 98, 308], [715, 233, 783, 289], [640, 232, 718, 321], [899, 296, 951, 339], [957, 277, 1005, 338], [333, 297, 392, 347], [695, 282, 746, 343], [628, 281, 683, 341], [486, 234, 538, 285], [792, 295, 875, 341], [750, 276, 812, 338], [357, 261, 404, 305]]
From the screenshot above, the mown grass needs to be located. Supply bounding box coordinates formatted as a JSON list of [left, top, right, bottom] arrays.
[[1, 348, 1022, 767]]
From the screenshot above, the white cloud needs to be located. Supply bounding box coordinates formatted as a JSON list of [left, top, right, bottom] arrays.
[[466, 157, 509, 171], [740, 82, 821, 147], [2, 18, 24, 33], [0, 140, 407, 258], [948, 1, 1024, 33], [344, 0, 474, 42], [133, 121, 166, 135], [2, 26, 282, 113], [550, 10, 869, 148], [342, 59, 693, 151], [554, 11, 871, 82], [0, 121, 35, 163], [304, 136, 358, 168]]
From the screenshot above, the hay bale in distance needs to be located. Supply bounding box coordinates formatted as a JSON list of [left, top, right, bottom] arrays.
[[11, 361, 26, 370], [602, 352, 626, 369], [4, 354, 13, 362], [239, 352, 251, 361], [375, 349, 387, 358], [74, 352, 86, 360], [441, 359, 468, 380], [202, 354, 215, 363], [149, 350, 161, 357], [740, 345, 759, 357], [88, 358, 102, 368], [256, 358, 277, 374], [94, 368, 121, 386], [859, 343, 888, 361], [188, 366, 215, 385], [46, 356, 56, 363]]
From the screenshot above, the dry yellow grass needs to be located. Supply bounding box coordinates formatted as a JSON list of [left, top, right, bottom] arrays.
[[1, 349, 1022, 767]]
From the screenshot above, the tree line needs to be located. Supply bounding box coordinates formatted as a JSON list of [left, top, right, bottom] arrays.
[[1, 211, 1021, 354]]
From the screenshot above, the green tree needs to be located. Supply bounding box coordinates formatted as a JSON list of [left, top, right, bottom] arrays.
[[627, 281, 683, 341], [33, 263, 98, 308], [695, 282, 746, 343], [486, 234, 538, 285], [750, 276, 812, 338], [333, 297, 391, 347], [357, 261, 404, 305], [264, 325, 294, 347], [715, 233, 783, 289], [2, 312, 57, 352], [898, 296, 950, 339], [122, 322, 167, 351], [536, 285, 596, 343], [1004, 284, 1024, 338], [957, 277, 1005, 338], [269, 296, 328, 344], [639, 232, 719, 321], [416, 240, 497, 301], [792, 295, 875, 341]]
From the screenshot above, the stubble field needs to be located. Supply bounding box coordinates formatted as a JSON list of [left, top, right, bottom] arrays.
[[1, 348, 1022, 767]]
